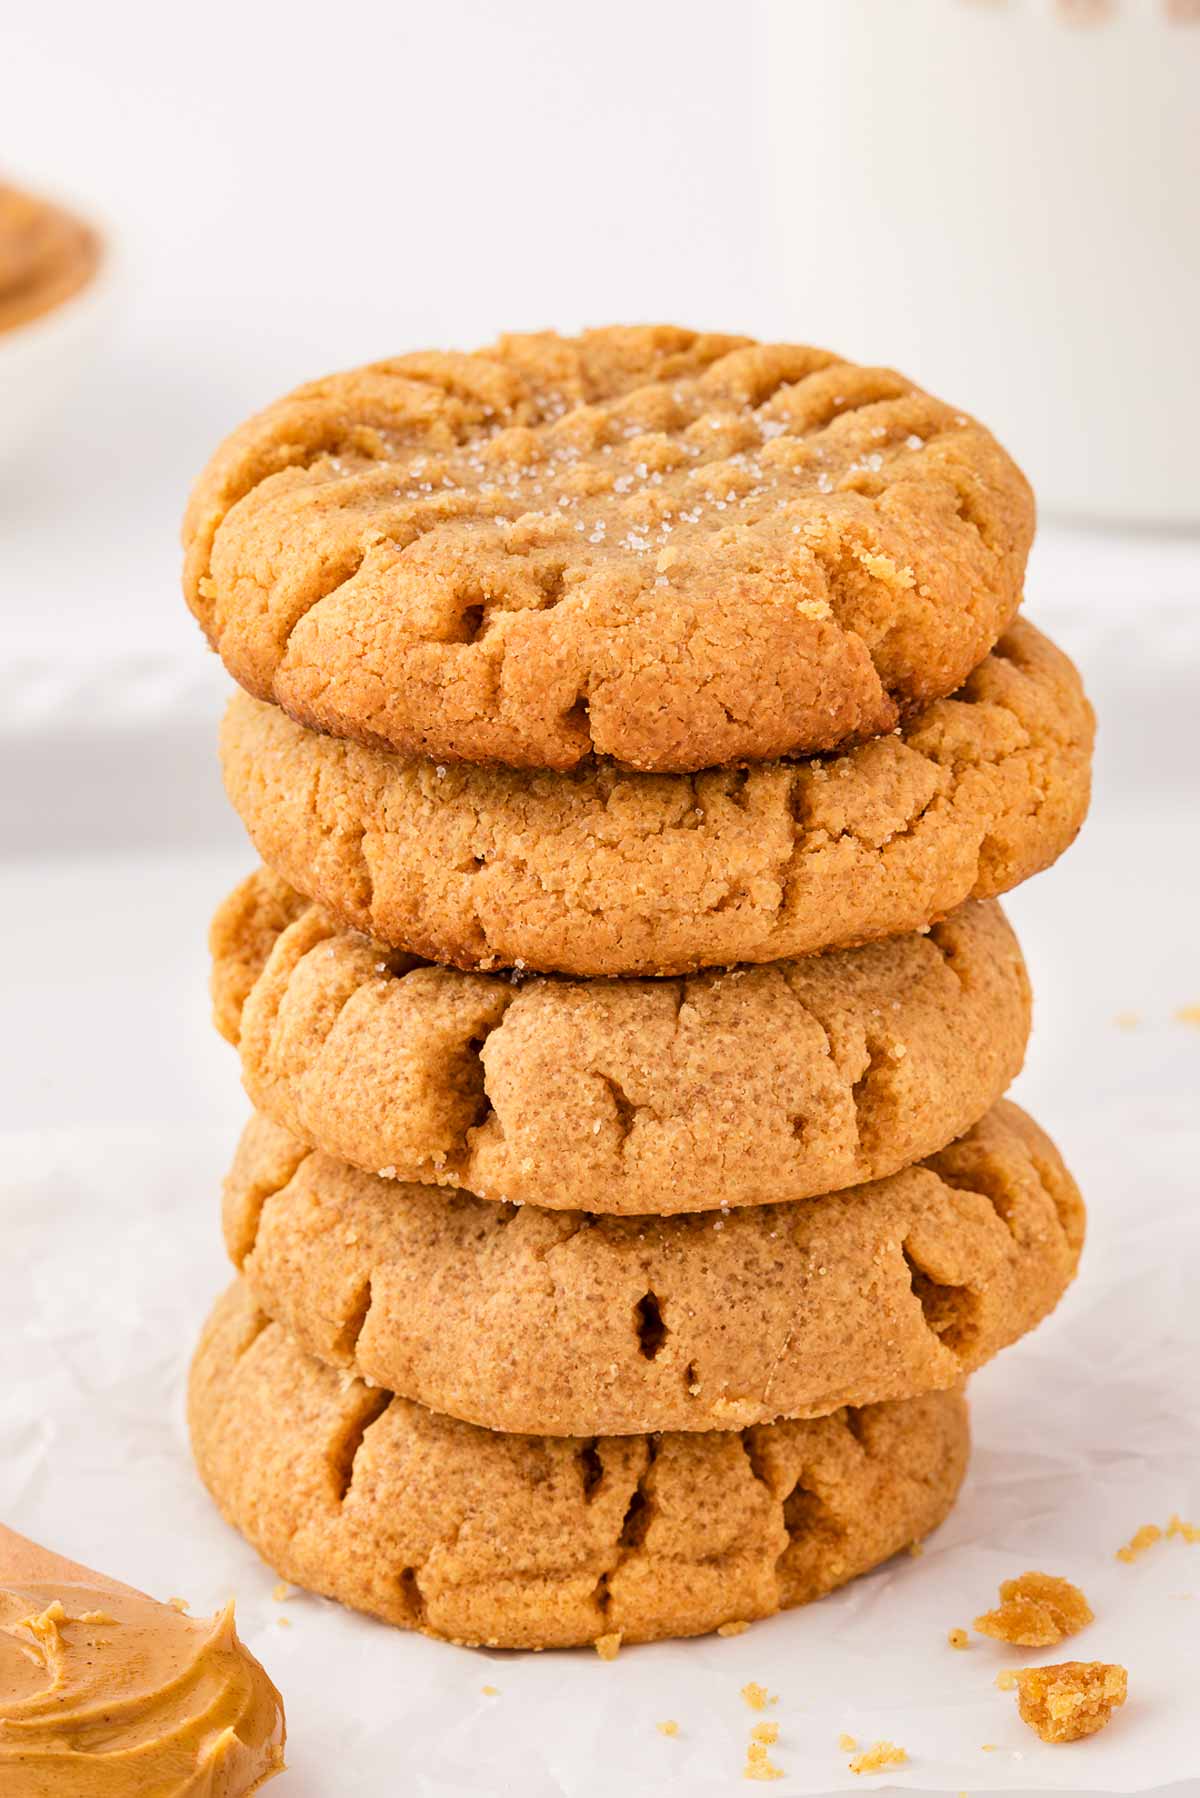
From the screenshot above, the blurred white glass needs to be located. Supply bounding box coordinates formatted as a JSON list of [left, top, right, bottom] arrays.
[[764, 0, 1200, 521]]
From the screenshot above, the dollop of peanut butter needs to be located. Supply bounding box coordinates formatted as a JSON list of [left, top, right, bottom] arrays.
[[0, 1583, 285, 1796]]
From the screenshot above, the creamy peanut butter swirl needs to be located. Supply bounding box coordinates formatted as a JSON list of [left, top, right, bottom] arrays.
[[0, 1583, 284, 1796]]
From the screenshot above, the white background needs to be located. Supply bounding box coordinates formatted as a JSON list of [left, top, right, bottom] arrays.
[[2, 3, 1199, 1794]]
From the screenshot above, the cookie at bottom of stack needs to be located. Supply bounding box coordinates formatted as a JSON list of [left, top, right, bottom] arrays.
[[190, 1283, 968, 1651]]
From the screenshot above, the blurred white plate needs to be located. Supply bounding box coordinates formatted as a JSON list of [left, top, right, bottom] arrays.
[[0, 202, 115, 467]]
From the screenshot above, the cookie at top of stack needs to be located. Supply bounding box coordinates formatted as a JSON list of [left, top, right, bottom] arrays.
[[183, 325, 1034, 773], [185, 326, 1093, 1654]]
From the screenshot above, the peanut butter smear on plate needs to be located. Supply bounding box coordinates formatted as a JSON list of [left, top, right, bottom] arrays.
[[0, 1583, 285, 1796]]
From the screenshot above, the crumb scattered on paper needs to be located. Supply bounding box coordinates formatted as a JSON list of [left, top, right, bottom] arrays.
[[1117, 1515, 1200, 1560], [1174, 1004, 1200, 1028], [996, 1670, 1019, 1691], [850, 1741, 908, 1774], [741, 1682, 777, 1711], [745, 1734, 785, 1781], [718, 1619, 750, 1637], [272, 1581, 292, 1602], [974, 1571, 1093, 1645], [594, 1632, 621, 1661], [838, 1733, 858, 1752], [1013, 1661, 1128, 1743], [1117, 1523, 1163, 1562], [751, 1723, 779, 1745], [656, 1719, 679, 1738], [948, 1627, 970, 1649], [1114, 1011, 1141, 1030], [481, 1685, 499, 1696]]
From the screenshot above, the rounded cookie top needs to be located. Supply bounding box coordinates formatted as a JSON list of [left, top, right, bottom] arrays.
[[185, 326, 1033, 772], [223, 1102, 1082, 1437], [212, 869, 1030, 1215], [220, 617, 1093, 977], [190, 1280, 968, 1650]]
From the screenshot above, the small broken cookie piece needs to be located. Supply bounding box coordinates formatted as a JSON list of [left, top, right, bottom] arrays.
[[1013, 1661, 1127, 1744], [849, 1741, 908, 1774], [741, 1682, 777, 1712], [1117, 1524, 1162, 1563], [974, 1571, 1093, 1647], [744, 1730, 785, 1781]]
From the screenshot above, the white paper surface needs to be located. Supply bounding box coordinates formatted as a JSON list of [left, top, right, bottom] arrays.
[[2, 554, 1199, 1796], [3, 1096, 1198, 1798]]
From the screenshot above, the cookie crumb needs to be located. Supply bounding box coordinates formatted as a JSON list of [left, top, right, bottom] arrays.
[[741, 1681, 777, 1711], [838, 1733, 858, 1752], [995, 1670, 1018, 1691], [481, 1685, 499, 1696], [751, 1722, 779, 1745], [1168, 1513, 1200, 1543], [1117, 1523, 1162, 1563], [594, 1632, 622, 1660], [656, 1720, 679, 1737], [718, 1619, 750, 1637], [167, 1596, 190, 1613], [849, 1740, 908, 1774], [1012, 1661, 1128, 1743], [744, 1736, 785, 1781], [907, 1540, 924, 1557], [948, 1627, 970, 1649], [272, 1581, 292, 1602], [276, 1615, 291, 1629], [974, 1572, 1093, 1645], [1174, 1003, 1200, 1028], [1113, 1011, 1141, 1030]]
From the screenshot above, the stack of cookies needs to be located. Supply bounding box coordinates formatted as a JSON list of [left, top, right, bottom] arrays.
[[184, 328, 1094, 1652]]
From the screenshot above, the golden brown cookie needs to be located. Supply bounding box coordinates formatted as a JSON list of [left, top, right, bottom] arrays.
[[189, 1281, 969, 1650], [223, 1102, 1082, 1435], [184, 326, 1033, 773], [220, 617, 1092, 977], [212, 870, 1029, 1214]]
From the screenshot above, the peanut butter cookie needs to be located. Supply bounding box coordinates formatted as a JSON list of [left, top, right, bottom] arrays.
[[220, 618, 1092, 976], [189, 1281, 968, 1650], [185, 326, 1032, 772], [212, 871, 1029, 1213], [222, 1102, 1082, 1435]]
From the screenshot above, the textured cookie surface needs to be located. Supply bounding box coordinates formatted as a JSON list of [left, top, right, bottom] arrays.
[[223, 1102, 1082, 1435], [185, 326, 1033, 772], [190, 1282, 969, 1649], [213, 871, 1029, 1214], [221, 618, 1092, 976]]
